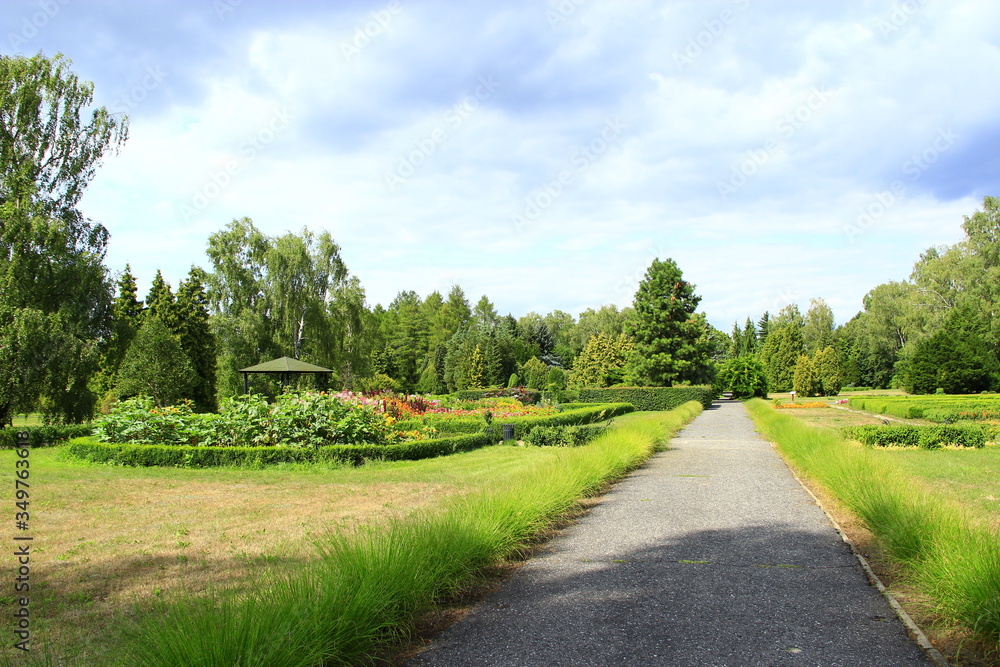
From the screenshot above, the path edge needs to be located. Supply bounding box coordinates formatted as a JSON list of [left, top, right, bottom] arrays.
[[767, 438, 951, 667]]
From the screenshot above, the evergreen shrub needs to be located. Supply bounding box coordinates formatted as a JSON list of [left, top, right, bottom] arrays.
[[578, 386, 715, 410], [841, 423, 986, 448], [0, 424, 92, 448]]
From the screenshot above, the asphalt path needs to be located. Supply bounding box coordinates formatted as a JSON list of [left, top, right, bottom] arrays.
[[407, 401, 933, 667]]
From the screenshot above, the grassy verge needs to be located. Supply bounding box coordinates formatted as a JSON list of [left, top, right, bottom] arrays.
[[116, 403, 702, 666], [746, 398, 1000, 657]]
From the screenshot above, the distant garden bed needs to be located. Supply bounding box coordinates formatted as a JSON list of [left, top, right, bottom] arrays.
[[68, 391, 634, 467]]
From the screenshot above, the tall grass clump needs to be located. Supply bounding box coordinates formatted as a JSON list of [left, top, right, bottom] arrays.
[[746, 399, 1000, 647], [120, 402, 703, 666]]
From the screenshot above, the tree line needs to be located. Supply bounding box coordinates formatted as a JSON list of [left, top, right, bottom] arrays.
[[3, 52, 997, 423], [719, 196, 1000, 398]]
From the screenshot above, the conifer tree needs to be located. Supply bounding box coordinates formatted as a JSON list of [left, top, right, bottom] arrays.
[[176, 268, 217, 411], [627, 258, 712, 385]]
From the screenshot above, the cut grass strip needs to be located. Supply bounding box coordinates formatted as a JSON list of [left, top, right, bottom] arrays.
[[119, 403, 703, 666], [746, 398, 1000, 649]]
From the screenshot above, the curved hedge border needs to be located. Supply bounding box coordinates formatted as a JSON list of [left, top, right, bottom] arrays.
[[578, 386, 715, 411], [0, 424, 93, 449], [65, 403, 635, 468]]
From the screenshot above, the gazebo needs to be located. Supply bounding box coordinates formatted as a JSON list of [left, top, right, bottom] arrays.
[[238, 357, 334, 393]]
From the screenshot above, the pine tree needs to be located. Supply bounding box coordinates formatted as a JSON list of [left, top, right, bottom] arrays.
[[176, 268, 217, 411], [627, 258, 711, 385], [741, 317, 758, 355], [146, 270, 180, 330], [757, 312, 771, 347], [115, 317, 194, 407], [99, 265, 144, 394]]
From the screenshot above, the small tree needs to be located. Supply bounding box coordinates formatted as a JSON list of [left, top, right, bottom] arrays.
[[520, 356, 549, 390], [467, 344, 487, 389], [717, 356, 768, 399], [813, 346, 842, 396], [792, 355, 820, 398], [115, 318, 194, 407]]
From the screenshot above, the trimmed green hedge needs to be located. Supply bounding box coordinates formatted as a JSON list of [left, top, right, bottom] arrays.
[[65, 431, 496, 468], [65, 403, 634, 468], [578, 386, 715, 411], [841, 424, 989, 449], [454, 388, 542, 404], [393, 416, 484, 436], [0, 424, 93, 449]]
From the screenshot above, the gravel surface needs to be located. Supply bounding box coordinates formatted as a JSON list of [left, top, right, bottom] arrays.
[[406, 401, 933, 666]]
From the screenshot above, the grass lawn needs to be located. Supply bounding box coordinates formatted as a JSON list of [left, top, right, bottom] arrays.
[[10, 413, 42, 427], [0, 444, 568, 662], [0, 410, 677, 665]]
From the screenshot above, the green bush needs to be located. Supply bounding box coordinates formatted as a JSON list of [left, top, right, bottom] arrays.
[[578, 386, 715, 410], [0, 424, 93, 448], [454, 387, 541, 405], [716, 356, 768, 399], [522, 423, 609, 447], [841, 423, 986, 449]]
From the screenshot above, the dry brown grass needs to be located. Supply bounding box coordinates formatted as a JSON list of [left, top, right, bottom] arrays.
[[0, 449, 471, 662]]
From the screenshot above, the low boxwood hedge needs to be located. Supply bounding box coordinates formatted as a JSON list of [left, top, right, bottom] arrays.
[[454, 388, 542, 404], [841, 423, 988, 449], [578, 386, 715, 411], [65, 403, 634, 468], [0, 424, 93, 449]]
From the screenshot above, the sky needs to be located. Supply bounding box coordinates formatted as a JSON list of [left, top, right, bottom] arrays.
[[4, 0, 998, 331]]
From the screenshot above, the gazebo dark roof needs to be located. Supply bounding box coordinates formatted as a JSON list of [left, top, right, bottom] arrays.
[[238, 357, 334, 392]]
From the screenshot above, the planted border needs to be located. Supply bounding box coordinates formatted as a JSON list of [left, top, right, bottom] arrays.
[[578, 386, 715, 411], [66, 404, 635, 468]]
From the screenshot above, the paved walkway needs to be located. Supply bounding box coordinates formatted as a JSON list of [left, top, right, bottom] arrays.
[[407, 401, 932, 666]]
